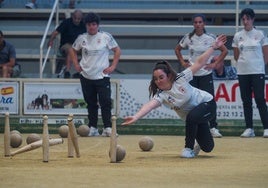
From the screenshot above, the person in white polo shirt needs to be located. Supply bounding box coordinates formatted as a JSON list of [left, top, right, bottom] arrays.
[[175, 13, 228, 138], [70, 12, 121, 137], [122, 35, 227, 158], [232, 8, 268, 138]]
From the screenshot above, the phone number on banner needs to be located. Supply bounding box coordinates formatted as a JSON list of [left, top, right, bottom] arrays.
[[216, 104, 261, 119], [217, 111, 244, 119]]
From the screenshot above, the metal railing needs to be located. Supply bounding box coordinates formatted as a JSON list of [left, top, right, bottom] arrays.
[[39, 0, 60, 78]]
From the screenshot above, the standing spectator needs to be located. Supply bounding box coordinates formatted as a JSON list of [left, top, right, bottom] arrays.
[[175, 13, 228, 138], [48, 9, 86, 78], [232, 8, 268, 138], [122, 35, 227, 158], [0, 30, 20, 78], [70, 12, 121, 137]]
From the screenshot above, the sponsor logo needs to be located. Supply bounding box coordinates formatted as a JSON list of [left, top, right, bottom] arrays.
[[1, 87, 14, 95]]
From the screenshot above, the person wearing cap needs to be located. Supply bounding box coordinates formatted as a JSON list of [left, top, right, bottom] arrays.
[[70, 12, 121, 137], [232, 8, 268, 138], [175, 13, 228, 138]]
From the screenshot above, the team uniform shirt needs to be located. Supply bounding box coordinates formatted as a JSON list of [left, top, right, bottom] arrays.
[[72, 31, 118, 80], [56, 18, 86, 48], [153, 68, 213, 121], [179, 33, 216, 76], [0, 40, 16, 65], [232, 28, 268, 75]]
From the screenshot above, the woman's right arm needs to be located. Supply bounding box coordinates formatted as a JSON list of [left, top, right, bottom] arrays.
[[122, 99, 161, 125]]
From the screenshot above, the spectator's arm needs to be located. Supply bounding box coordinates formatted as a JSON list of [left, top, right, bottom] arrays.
[[175, 44, 190, 68], [103, 46, 121, 74], [0, 57, 15, 68], [48, 30, 59, 47], [233, 47, 239, 62], [70, 48, 82, 72], [8, 57, 16, 67]]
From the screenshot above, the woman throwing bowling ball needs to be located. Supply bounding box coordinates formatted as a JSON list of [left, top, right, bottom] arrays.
[[122, 35, 227, 158]]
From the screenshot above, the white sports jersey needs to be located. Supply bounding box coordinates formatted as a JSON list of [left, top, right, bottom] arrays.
[[72, 31, 118, 80], [153, 68, 213, 121], [179, 33, 216, 76], [232, 28, 268, 75]]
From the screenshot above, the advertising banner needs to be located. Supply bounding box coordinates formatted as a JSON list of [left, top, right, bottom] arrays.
[[214, 80, 268, 120], [0, 82, 19, 114], [23, 82, 117, 115], [3, 78, 268, 120], [214, 80, 242, 119]]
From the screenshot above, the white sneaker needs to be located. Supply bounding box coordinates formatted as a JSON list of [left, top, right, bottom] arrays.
[[240, 128, 255, 138], [25, 2, 37, 9], [210, 128, 222, 138], [102, 127, 112, 137], [193, 143, 201, 156], [88, 126, 99, 137], [263, 129, 268, 138], [181, 148, 195, 158], [102, 127, 119, 137]]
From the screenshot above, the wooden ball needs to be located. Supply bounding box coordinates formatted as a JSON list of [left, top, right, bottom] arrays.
[[10, 133, 22, 148], [116, 145, 126, 162], [139, 136, 154, 151], [77, 125, 90, 137], [58, 125, 69, 138], [26, 133, 41, 144], [10, 130, 21, 135], [109, 145, 126, 162]]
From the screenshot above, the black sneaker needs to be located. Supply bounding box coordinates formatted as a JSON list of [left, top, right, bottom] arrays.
[[64, 71, 71, 78]]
